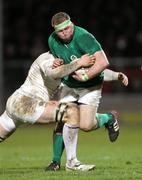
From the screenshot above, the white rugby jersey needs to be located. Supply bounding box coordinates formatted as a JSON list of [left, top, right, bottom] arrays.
[[17, 52, 61, 102]]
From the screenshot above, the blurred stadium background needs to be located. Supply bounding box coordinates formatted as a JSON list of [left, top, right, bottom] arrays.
[[0, 0, 141, 119]]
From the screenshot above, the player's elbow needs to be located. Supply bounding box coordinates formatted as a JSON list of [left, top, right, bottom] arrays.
[[104, 59, 109, 69], [101, 61, 109, 72]]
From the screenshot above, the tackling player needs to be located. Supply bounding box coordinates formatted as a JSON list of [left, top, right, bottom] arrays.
[[0, 52, 97, 171]]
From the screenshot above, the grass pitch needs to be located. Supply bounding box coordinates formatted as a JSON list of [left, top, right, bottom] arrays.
[[0, 123, 142, 180]]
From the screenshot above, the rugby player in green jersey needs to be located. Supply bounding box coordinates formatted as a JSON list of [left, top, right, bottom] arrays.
[[46, 12, 128, 171]]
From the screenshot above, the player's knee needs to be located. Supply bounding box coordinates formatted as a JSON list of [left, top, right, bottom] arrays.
[[79, 125, 92, 132], [55, 102, 68, 122], [63, 103, 79, 126], [79, 121, 95, 132], [79, 115, 98, 131]]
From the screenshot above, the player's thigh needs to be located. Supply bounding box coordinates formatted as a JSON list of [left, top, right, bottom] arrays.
[[78, 88, 102, 107], [79, 104, 98, 130], [78, 88, 101, 129], [37, 101, 59, 123]]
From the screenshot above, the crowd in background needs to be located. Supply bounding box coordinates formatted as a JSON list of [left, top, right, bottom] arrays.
[[2, 0, 142, 94], [3, 0, 142, 60]]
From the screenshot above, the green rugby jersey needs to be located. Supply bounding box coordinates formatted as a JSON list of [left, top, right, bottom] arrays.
[[48, 25, 104, 88]]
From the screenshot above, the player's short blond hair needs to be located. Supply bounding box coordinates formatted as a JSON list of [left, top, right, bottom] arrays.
[[51, 12, 70, 27]]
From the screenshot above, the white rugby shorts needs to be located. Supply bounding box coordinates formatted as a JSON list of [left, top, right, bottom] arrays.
[[6, 91, 46, 125], [58, 83, 102, 108]]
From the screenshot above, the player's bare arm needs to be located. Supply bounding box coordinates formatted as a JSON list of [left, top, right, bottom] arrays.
[[49, 54, 94, 79], [104, 69, 128, 86], [72, 50, 109, 81]]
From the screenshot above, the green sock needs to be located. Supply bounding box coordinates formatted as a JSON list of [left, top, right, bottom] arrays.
[[96, 113, 113, 128], [52, 133, 64, 164]]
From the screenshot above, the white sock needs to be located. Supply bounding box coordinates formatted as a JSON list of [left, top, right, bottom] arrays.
[[63, 123, 79, 167]]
